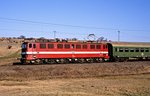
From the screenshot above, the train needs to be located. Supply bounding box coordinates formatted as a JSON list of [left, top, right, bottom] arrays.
[[20, 40, 150, 64]]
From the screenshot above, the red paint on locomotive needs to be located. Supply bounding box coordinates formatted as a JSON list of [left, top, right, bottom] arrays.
[[21, 41, 109, 63]]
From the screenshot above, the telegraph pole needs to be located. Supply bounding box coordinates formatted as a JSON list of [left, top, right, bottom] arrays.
[[53, 31, 56, 39], [118, 30, 120, 42]]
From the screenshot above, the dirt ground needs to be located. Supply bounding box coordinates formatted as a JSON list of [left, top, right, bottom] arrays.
[[0, 61, 150, 96]]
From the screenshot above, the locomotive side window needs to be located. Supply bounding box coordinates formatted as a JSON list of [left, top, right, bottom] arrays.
[[29, 43, 32, 48], [76, 44, 81, 49], [96, 45, 101, 49], [33, 44, 36, 48], [48, 44, 54, 49], [57, 44, 63, 49], [40, 43, 46, 49], [90, 45, 95, 49], [65, 44, 70, 49], [83, 44, 87, 49]]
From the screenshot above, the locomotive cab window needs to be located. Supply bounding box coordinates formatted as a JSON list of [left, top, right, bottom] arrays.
[[29, 43, 32, 48], [48, 44, 54, 49], [22, 44, 27, 49], [40, 43, 46, 49]]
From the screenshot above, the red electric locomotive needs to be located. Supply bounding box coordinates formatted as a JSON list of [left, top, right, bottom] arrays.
[[21, 41, 109, 64]]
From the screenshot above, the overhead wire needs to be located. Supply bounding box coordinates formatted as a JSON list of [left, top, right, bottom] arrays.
[[0, 17, 149, 32]]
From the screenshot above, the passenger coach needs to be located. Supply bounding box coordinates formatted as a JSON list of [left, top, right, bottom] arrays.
[[108, 42, 150, 61]]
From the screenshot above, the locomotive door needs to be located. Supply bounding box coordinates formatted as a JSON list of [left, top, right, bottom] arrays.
[[32, 43, 37, 60], [71, 44, 75, 58]]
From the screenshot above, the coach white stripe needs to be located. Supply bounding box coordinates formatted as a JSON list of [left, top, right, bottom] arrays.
[[22, 51, 108, 55]]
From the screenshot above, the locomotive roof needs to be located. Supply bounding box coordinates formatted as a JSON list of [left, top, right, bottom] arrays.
[[23, 41, 108, 44], [110, 42, 150, 47]]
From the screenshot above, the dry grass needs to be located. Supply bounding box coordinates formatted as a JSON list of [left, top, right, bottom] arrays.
[[0, 61, 149, 81], [0, 74, 149, 96], [0, 61, 149, 96]]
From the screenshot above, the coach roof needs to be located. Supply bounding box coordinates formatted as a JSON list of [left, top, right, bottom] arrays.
[[110, 42, 150, 47]]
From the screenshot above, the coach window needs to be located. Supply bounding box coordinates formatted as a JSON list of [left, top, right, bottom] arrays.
[[76, 44, 81, 49], [57, 44, 63, 49], [140, 48, 144, 52], [125, 48, 129, 52], [65, 44, 70, 49], [130, 49, 134, 52], [119, 48, 123, 52], [33, 44, 36, 48], [40, 43, 46, 49], [145, 48, 149, 52], [96, 45, 101, 49], [48, 44, 54, 49], [90, 45, 95, 49], [136, 48, 139, 52], [29, 43, 32, 48]]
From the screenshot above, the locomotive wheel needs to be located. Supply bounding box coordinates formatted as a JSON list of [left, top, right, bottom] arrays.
[[64, 59, 69, 64], [35, 59, 43, 64], [60, 59, 65, 64], [85, 58, 94, 63], [94, 58, 100, 63], [77, 58, 85, 63], [21, 59, 26, 64], [49, 59, 56, 64]]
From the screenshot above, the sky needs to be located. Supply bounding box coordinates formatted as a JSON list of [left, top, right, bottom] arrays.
[[0, 0, 150, 42]]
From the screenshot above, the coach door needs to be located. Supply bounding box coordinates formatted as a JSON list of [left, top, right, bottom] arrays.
[[107, 43, 113, 61]]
